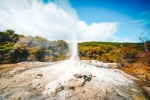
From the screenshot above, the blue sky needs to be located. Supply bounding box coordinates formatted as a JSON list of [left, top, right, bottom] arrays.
[[0, 0, 149, 42], [68, 0, 150, 42]]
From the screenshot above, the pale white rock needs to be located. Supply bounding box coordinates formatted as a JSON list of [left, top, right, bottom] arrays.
[[0, 58, 147, 100]]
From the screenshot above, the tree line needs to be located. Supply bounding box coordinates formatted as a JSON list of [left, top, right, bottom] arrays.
[[0, 29, 149, 67], [0, 30, 69, 64], [78, 40, 150, 67]]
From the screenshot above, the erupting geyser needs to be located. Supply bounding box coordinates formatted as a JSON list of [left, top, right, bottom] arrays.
[[71, 27, 78, 55], [0, 33, 147, 100], [69, 31, 81, 66]]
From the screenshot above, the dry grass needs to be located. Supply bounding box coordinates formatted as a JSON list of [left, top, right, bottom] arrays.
[[0, 64, 19, 74], [0, 61, 55, 75]]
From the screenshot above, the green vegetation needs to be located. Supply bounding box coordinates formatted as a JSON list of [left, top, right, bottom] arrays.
[[78, 41, 150, 67], [0, 29, 149, 67], [0, 30, 69, 64]]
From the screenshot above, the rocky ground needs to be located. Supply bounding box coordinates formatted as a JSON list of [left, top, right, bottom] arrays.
[[121, 63, 150, 99], [0, 58, 150, 100]]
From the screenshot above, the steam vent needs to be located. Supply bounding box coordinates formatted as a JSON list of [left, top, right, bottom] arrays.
[[0, 56, 148, 100]]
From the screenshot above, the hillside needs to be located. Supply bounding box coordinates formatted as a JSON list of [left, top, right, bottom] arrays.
[[78, 41, 150, 67], [0, 30, 69, 64]]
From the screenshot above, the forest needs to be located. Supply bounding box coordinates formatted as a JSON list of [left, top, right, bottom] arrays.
[[0, 29, 150, 67], [78, 40, 150, 67], [0, 30, 69, 63]]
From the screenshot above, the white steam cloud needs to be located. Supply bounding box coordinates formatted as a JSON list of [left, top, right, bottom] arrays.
[[0, 0, 118, 41]]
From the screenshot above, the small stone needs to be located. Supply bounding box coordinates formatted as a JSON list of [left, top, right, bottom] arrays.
[[142, 86, 150, 96], [37, 74, 43, 77], [132, 94, 144, 100], [82, 90, 85, 93], [69, 86, 75, 90]]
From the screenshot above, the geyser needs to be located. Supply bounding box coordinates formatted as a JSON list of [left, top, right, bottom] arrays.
[[71, 36, 78, 57], [0, 1, 148, 99], [0, 23, 147, 100], [69, 29, 81, 66], [0, 8, 147, 100]]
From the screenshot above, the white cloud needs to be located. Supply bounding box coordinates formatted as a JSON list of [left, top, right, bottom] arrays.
[[111, 36, 139, 42], [0, 0, 118, 42], [133, 11, 150, 26], [77, 21, 118, 41]]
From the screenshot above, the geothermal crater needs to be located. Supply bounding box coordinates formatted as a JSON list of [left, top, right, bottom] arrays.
[[0, 56, 147, 100]]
